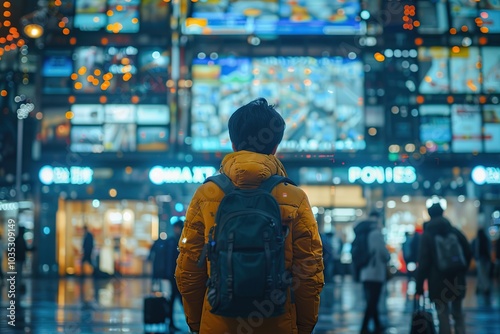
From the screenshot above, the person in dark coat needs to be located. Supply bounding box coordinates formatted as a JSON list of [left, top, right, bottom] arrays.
[[15, 226, 32, 292], [416, 202, 472, 334], [471, 227, 492, 295], [149, 220, 184, 332], [81, 225, 94, 276]]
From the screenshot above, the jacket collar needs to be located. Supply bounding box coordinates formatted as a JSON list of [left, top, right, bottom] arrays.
[[220, 151, 287, 188]]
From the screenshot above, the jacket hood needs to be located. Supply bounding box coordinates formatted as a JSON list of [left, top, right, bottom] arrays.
[[423, 216, 453, 235], [354, 219, 376, 235], [221, 150, 287, 188]]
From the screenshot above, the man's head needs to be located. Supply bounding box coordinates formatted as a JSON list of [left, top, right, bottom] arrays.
[[427, 203, 444, 218], [228, 97, 285, 154]]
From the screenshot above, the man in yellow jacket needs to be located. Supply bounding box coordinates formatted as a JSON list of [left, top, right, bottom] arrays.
[[175, 98, 325, 334]]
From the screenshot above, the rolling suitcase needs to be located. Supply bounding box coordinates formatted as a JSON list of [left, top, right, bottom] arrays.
[[144, 279, 169, 333], [410, 296, 436, 334]]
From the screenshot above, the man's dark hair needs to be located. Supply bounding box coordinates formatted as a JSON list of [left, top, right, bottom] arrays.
[[228, 97, 285, 154], [428, 203, 444, 218]]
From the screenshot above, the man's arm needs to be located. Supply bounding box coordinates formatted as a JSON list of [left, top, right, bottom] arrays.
[[175, 188, 208, 332], [291, 194, 325, 334]]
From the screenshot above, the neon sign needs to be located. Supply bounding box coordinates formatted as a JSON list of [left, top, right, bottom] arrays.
[[39, 166, 94, 185], [149, 166, 217, 184], [348, 166, 417, 184], [471, 166, 500, 185]]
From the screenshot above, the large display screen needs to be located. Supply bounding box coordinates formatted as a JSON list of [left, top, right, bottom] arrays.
[[138, 48, 169, 93], [451, 104, 482, 153], [416, 0, 448, 34], [450, 0, 478, 32], [184, 0, 363, 35], [483, 105, 500, 153], [480, 0, 500, 33], [75, 0, 107, 31], [42, 52, 73, 94], [419, 105, 451, 152], [450, 47, 480, 94], [69, 104, 170, 153], [190, 56, 365, 153], [482, 47, 500, 93], [75, 0, 141, 32], [107, 0, 140, 33], [72, 46, 138, 94], [418, 47, 450, 94]]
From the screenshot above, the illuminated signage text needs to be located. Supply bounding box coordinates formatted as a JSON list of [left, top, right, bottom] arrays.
[[149, 166, 217, 184], [39, 166, 94, 185], [471, 166, 500, 185], [348, 166, 417, 184]]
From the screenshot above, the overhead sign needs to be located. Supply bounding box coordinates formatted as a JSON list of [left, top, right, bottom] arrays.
[[39, 166, 94, 185], [471, 166, 500, 185], [348, 166, 417, 184], [149, 166, 217, 184]]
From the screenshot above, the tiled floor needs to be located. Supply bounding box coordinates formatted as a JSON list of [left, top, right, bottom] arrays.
[[0, 275, 498, 333]]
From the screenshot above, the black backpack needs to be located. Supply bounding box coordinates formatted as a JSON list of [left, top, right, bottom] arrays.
[[434, 232, 468, 275], [201, 173, 295, 318]]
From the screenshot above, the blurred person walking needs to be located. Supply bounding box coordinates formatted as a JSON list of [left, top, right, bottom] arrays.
[[81, 225, 94, 277], [355, 211, 390, 334], [416, 201, 472, 334], [148, 222, 185, 332], [175, 98, 324, 334], [472, 227, 492, 296]]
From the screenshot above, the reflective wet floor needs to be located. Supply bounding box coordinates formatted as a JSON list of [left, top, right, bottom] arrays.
[[0, 276, 498, 333]]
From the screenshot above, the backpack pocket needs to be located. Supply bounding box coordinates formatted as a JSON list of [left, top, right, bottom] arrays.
[[232, 251, 267, 298]]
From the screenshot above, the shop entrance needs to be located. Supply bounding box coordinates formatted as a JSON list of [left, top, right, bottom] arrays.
[[56, 198, 159, 276]]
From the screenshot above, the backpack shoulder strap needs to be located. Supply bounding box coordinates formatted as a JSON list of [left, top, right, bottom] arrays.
[[204, 173, 235, 194], [259, 175, 297, 193]]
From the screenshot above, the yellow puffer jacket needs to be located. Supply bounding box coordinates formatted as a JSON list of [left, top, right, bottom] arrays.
[[175, 151, 324, 334]]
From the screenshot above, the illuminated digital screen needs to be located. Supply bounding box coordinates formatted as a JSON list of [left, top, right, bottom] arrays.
[[419, 105, 451, 152], [416, 0, 448, 34], [184, 0, 363, 35], [42, 52, 73, 94], [137, 127, 169, 151], [190, 56, 364, 153], [450, 0, 478, 32], [138, 49, 169, 93], [482, 47, 500, 93], [418, 47, 450, 94], [75, 0, 107, 31], [103, 124, 136, 151], [450, 47, 480, 94], [483, 105, 500, 153], [451, 104, 482, 153], [71, 104, 105, 124], [70, 126, 104, 153], [107, 0, 140, 33]]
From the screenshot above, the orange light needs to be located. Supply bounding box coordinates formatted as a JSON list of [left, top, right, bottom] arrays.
[[479, 37, 488, 45], [0, 37, 5, 43], [414, 21, 420, 27], [4, 20, 11, 27], [0, 90, 7, 97], [479, 96, 487, 104], [4, 11, 10, 17], [101, 37, 109, 45], [447, 96, 454, 104], [452, 46, 460, 53], [3, 2, 11, 8], [131, 96, 139, 104], [65, 111, 74, 119], [70, 73, 78, 80], [74, 82, 83, 90], [374, 52, 385, 62], [461, 25, 468, 32], [94, 69, 101, 76], [62, 28, 70, 35], [58, 21, 65, 28], [70, 37, 77, 45], [132, 18, 138, 24], [416, 96, 425, 104], [116, 5, 123, 11], [450, 28, 457, 35], [99, 96, 107, 103], [480, 27, 489, 33], [106, 10, 113, 16], [68, 96, 76, 104]]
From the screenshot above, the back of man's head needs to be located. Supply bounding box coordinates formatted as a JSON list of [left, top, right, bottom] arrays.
[[228, 97, 285, 154], [428, 203, 444, 218]]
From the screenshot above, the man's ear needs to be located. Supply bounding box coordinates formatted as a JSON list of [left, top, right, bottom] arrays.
[[270, 145, 278, 155], [232, 143, 237, 152]]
